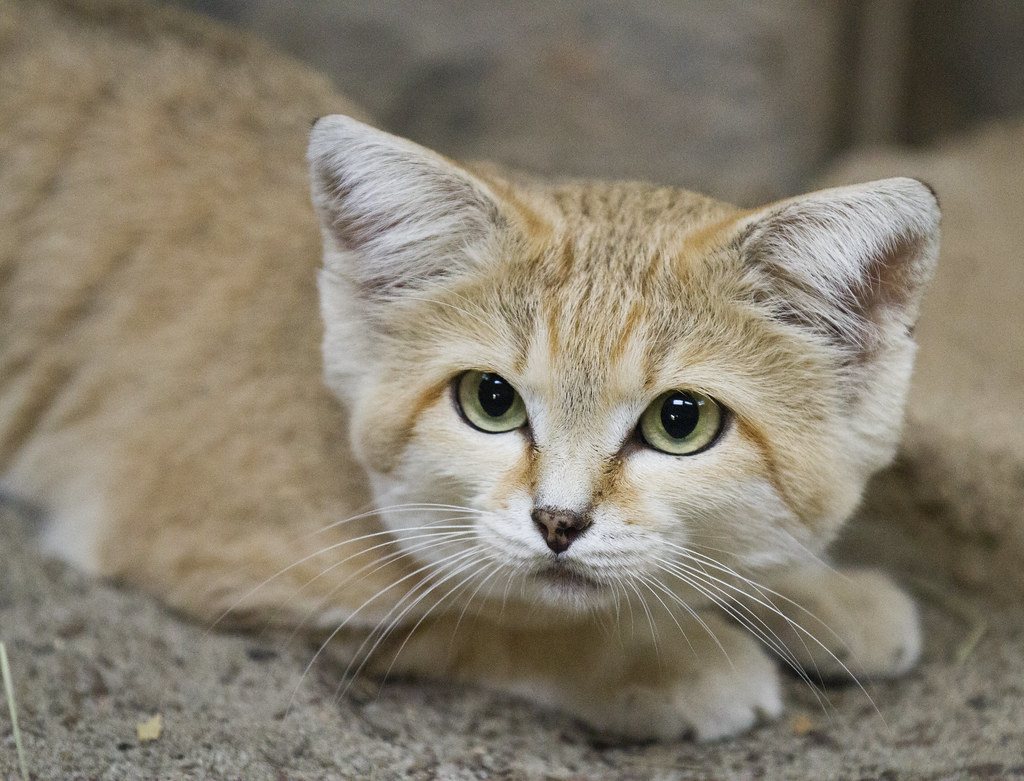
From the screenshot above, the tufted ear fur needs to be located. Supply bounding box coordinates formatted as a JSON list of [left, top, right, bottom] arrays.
[[738, 177, 941, 478], [308, 115, 515, 402], [738, 177, 941, 360], [308, 114, 509, 306]]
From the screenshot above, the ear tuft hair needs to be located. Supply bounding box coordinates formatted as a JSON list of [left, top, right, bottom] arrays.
[[739, 178, 940, 356], [308, 115, 507, 301]]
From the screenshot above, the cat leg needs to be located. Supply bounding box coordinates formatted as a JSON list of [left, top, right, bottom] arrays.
[[358, 610, 782, 742], [743, 565, 921, 681]]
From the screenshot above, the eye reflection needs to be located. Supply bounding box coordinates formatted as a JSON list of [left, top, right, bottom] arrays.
[[456, 370, 528, 433], [639, 390, 723, 455]]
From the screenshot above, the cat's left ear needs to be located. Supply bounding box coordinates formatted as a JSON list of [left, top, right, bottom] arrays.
[[308, 115, 510, 303], [737, 177, 940, 354]]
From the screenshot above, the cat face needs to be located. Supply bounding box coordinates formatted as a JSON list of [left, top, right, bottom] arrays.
[[309, 116, 939, 615]]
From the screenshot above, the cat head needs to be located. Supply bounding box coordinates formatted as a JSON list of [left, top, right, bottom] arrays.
[[309, 115, 939, 613]]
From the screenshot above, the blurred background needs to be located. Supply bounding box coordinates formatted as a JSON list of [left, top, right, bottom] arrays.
[[163, 0, 1024, 205]]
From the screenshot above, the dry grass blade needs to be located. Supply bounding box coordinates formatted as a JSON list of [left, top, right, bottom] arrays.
[[1, 642, 30, 781], [907, 576, 989, 664]]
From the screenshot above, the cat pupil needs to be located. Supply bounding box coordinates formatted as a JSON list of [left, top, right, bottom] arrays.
[[477, 373, 515, 417], [661, 392, 700, 439]]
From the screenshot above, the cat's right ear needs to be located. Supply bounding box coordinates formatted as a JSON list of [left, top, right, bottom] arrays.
[[308, 115, 508, 304], [735, 177, 940, 356]]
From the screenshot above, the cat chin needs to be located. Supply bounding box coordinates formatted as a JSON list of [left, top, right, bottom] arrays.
[[523, 563, 616, 614]]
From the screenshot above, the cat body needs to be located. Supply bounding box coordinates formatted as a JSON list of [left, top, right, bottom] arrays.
[[1, 1, 937, 741]]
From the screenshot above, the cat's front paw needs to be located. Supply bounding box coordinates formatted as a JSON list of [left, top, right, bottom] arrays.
[[756, 566, 921, 681], [587, 625, 782, 742], [669, 637, 783, 741]]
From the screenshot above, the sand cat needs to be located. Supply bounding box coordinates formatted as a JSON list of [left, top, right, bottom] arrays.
[[1, 2, 938, 742]]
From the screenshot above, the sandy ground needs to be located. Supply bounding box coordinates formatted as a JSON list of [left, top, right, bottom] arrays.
[[2, 502, 1023, 780]]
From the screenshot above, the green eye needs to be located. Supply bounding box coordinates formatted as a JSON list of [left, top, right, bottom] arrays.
[[639, 390, 723, 455], [456, 370, 528, 433]]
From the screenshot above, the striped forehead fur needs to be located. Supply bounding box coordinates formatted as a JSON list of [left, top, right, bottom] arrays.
[[309, 114, 939, 541]]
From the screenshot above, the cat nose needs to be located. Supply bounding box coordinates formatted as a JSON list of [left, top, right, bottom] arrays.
[[531, 507, 592, 554]]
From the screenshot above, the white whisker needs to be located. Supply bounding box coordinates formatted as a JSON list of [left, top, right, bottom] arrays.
[[622, 576, 660, 657], [278, 528, 480, 642], [287, 544, 481, 714], [653, 559, 808, 684], [655, 543, 881, 718], [633, 572, 711, 662], [339, 547, 490, 692], [451, 556, 506, 639], [207, 518, 477, 633], [372, 557, 497, 690]]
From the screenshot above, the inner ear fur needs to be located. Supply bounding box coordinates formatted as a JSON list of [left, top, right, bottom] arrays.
[[308, 114, 510, 302], [737, 177, 941, 356]]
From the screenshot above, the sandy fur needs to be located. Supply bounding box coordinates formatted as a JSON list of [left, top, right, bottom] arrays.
[[1, 0, 938, 741]]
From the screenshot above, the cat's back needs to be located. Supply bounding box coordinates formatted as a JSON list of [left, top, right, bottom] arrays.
[[0, 0, 351, 390], [0, 0, 382, 617]]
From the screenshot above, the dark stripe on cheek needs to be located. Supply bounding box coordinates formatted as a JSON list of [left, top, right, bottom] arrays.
[[733, 415, 804, 525], [366, 378, 450, 474]]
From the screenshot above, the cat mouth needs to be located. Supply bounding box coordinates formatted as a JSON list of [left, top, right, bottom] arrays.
[[533, 562, 606, 596]]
